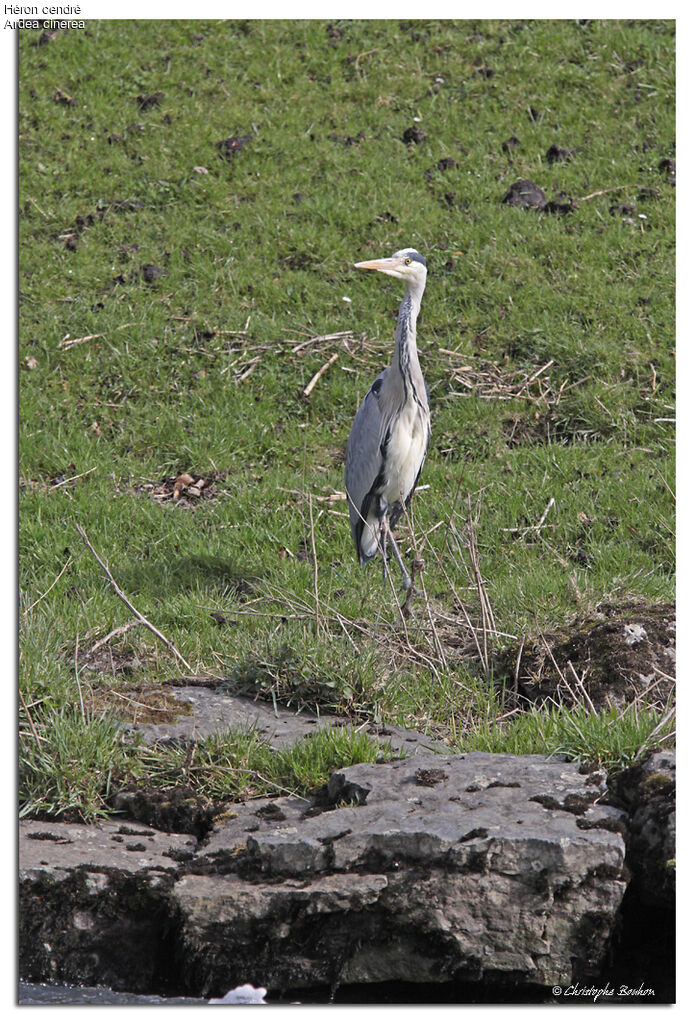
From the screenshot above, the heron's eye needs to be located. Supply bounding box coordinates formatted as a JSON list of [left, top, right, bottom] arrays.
[[404, 257, 411, 265]]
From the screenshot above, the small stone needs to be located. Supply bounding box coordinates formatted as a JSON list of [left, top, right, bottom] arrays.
[[142, 264, 164, 283], [546, 143, 574, 163], [402, 125, 426, 145], [502, 135, 521, 153], [624, 623, 647, 646], [502, 179, 546, 209]]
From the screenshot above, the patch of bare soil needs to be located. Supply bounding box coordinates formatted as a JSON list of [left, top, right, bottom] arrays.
[[545, 143, 575, 163], [501, 602, 675, 712], [217, 134, 252, 159], [502, 178, 547, 208], [74, 635, 195, 725], [81, 643, 147, 678], [502, 178, 576, 215], [90, 685, 195, 727], [402, 125, 426, 145]]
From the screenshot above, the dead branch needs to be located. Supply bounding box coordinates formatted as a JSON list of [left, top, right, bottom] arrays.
[[49, 466, 97, 490], [58, 333, 104, 350], [577, 184, 638, 202], [75, 524, 194, 674], [84, 619, 141, 659], [302, 351, 340, 397]]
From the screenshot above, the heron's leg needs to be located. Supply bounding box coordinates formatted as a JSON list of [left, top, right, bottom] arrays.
[[379, 515, 389, 582], [386, 525, 419, 593]]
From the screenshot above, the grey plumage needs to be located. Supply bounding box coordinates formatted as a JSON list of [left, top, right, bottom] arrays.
[[345, 248, 431, 591]]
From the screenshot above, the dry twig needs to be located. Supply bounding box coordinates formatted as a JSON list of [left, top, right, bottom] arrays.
[[512, 635, 525, 700], [302, 351, 340, 397], [465, 498, 497, 679], [24, 554, 72, 616], [19, 688, 43, 744], [399, 500, 447, 668], [49, 466, 97, 490], [74, 634, 86, 723], [58, 333, 104, 350], [354, 48, 379, 70], [75, 524, 194, 674], [84, 620, 141, 659], [635, 705, 676, 759], [308, 493, 322, 635], [577, 184, 638, 202]]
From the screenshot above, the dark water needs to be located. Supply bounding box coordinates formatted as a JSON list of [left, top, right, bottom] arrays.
[[16, 980, 548, 1006], [19, 982, 207, 1005]]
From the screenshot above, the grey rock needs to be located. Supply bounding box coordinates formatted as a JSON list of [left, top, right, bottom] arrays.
[[19, 753, 630, 996], [19, 819, 197, 881], [121, 684, 446, 755], [19, 821, 197, 994], [608, 749, 675, 909], [180, 753, 627, 991]]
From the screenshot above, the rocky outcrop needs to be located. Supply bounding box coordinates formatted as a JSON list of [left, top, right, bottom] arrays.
[[20, 752, 627, 998], [608, 749, 675, 910], [120, 683, 447, 756], [19, 821, 196, 994]]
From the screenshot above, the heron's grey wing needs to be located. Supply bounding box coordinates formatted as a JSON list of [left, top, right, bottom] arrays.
[[345, 371, 388, 562]]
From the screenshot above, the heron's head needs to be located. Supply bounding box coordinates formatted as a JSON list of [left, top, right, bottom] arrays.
[[354, 248, 427, 287]]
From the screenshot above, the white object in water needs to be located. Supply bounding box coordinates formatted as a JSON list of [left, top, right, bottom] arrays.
[[209, 984, 267, 1004]]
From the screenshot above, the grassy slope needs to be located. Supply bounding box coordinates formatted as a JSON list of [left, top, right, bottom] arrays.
[[19, 20, 675, 817]]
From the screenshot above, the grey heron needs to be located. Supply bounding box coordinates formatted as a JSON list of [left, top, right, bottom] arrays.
[[345, 248, 430, 591]]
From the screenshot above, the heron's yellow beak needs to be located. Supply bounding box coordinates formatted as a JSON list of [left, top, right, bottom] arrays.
[[354, 256, 401, 276]]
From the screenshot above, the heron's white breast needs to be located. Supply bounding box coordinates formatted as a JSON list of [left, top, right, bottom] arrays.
[[381, 398, 429, 505]]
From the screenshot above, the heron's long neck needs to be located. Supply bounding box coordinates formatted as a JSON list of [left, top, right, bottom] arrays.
[[392, 283, 425, 393]]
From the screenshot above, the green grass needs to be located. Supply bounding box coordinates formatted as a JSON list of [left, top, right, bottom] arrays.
[[452, 698, 675, 770], [19, 19, 675, 820], [20, 713, 392, 821], [137, 724, 396, 801]]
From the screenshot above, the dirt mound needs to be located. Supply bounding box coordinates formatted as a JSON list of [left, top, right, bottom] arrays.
[[505, 602, 675, 711]]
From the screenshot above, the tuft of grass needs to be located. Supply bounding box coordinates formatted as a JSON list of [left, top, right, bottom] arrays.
[[452, 698, 675, 772], [19, 704, 130, 821], [549, 700, 675, 770], [123, 725, 392, 804], [20, 681, 394, 820]]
